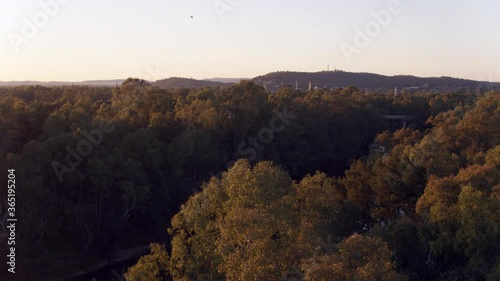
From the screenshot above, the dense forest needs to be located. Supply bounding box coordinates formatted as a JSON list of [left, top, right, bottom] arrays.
[[0, 79, 498, 280]]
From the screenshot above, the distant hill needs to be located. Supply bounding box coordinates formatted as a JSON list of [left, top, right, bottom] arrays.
[[153, 77, 234, 89], [253, 71, 500, 93], [2, 72, 499, 92], [0, 80, 124, 87]]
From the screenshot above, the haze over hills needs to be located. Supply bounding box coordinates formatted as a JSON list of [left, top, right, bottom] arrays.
[[152, 77, 233, 89], [204, 78, 250, 83], [0, 78, 231, 88], [1, 71, 499, 92], [0, 79, 125, 87]]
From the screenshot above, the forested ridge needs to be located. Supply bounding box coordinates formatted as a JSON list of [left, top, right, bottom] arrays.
[[0, 79, 498, 280], [253, 71, 500, 92]]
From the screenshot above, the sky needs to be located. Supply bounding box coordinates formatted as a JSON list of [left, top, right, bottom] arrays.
[[0, 0, 499, 82]]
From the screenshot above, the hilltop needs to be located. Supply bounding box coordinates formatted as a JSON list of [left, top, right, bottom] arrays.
[[253, 71, 500, 92]]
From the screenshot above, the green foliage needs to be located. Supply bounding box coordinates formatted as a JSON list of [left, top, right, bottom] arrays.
[[125, 243, 170, 281], [303, 234, 408, 281], [216, 161, 297, 280], [168, 179, 226, 280], [1, 83, 498, 280], [486, 145, 500, 167]]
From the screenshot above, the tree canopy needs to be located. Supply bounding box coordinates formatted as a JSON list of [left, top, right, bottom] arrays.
[[0, 80, 498, 280]]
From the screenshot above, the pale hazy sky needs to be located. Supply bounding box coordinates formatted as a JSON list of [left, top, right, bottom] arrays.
[[1, 0, 499, 82]]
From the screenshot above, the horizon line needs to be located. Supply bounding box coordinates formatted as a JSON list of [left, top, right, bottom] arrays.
[[1, 70, 499, 84]]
